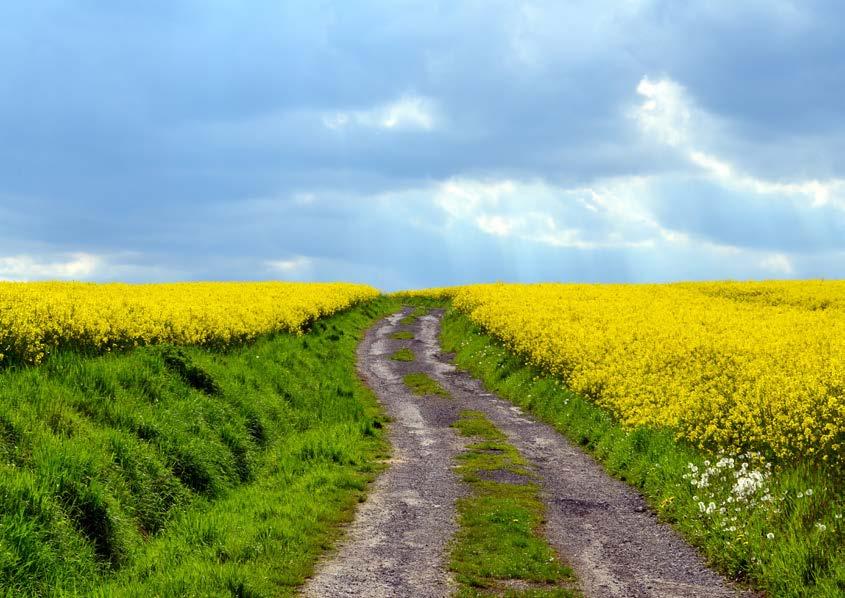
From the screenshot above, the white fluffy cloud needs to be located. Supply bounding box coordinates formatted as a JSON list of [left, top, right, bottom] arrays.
[[0, 252, 187, 282], [414, 73, 845, 280], [430, 176, 673, 250], [759, 253, 795, 275], [323, 95, 437, 132], [633, 75, 845, 209], [476, 214, 516, 237], [635, 77, 692, 147], [265, 256, 313, 278], [0, 253, 101, 281]]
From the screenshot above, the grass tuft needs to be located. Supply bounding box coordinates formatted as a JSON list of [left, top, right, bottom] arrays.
[[402, 373, 450, 398], [390, 331, 414, 341], [390, 348, 415, 362]]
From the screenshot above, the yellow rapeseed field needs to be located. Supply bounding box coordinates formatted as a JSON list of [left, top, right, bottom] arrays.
[[0, 281, 378, 365], [450, 281, 845, 464]]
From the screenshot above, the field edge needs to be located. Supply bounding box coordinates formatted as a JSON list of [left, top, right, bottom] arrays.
[[0, 297, 399, 597], [439, 304, 845, 598]]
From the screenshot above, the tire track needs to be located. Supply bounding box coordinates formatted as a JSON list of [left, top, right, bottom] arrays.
[[301, 309, 466, 597]]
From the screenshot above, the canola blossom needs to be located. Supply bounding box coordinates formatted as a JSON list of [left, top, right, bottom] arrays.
[[0, 281, 378, 365], [450, 282, 845, 464]]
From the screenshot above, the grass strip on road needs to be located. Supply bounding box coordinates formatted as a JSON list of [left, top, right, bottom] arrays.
[[390, 348, 415, 362], [450, 410, 578, 597], [403, 372, 451, 399]]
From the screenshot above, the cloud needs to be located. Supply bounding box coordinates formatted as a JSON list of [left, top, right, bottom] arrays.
[[1, 2, 845, 289], [759, 253, 795, 275], [634, 77, 692, 147], [430, 176, 674, 250], [633, 75, 845, 209], [322, 95, 437, 131], [265, 256, 313, 278], [0, 251, 189, 282], [292, 192, 317, 205], [476, 214, 515, 237], [0, 253, 101, 281], [435, 179, 515, 219]]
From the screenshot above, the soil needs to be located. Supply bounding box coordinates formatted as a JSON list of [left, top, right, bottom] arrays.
[[301, 309, 752, 597]]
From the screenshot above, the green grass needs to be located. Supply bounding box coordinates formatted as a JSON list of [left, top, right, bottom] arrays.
[[398, 306, 432, 327], [402, 373, 450, 398], [0, 297, 399, 597], [390, 348, 415, 362], [390, 331, 414, 341], [396, 296, 451, 310], [450, 410, 577, 597], [441, 306, 845, 598]]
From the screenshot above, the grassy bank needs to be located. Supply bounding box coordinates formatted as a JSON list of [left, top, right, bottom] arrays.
[[440, 306, 844, 598], [0, 297, 397, 596]]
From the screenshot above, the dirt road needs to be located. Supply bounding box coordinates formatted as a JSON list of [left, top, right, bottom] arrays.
[[302, 309, 749, 597]]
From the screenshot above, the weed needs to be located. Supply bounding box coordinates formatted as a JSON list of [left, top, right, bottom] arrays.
[[403, 373, 450, 398], [390, 349, 415, 362]]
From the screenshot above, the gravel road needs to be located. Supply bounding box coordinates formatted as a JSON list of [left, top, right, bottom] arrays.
[[301, 309, 751, 597]]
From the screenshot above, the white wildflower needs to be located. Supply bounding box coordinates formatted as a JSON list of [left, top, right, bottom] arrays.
[[716, 457, 735, 468], [732, 470, 767, 500]]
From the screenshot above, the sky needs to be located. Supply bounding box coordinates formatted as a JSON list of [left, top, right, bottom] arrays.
[[1, 1, 844, 290]]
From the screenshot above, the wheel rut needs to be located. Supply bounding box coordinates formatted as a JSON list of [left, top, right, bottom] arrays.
[[301, 309, 751, 597]]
